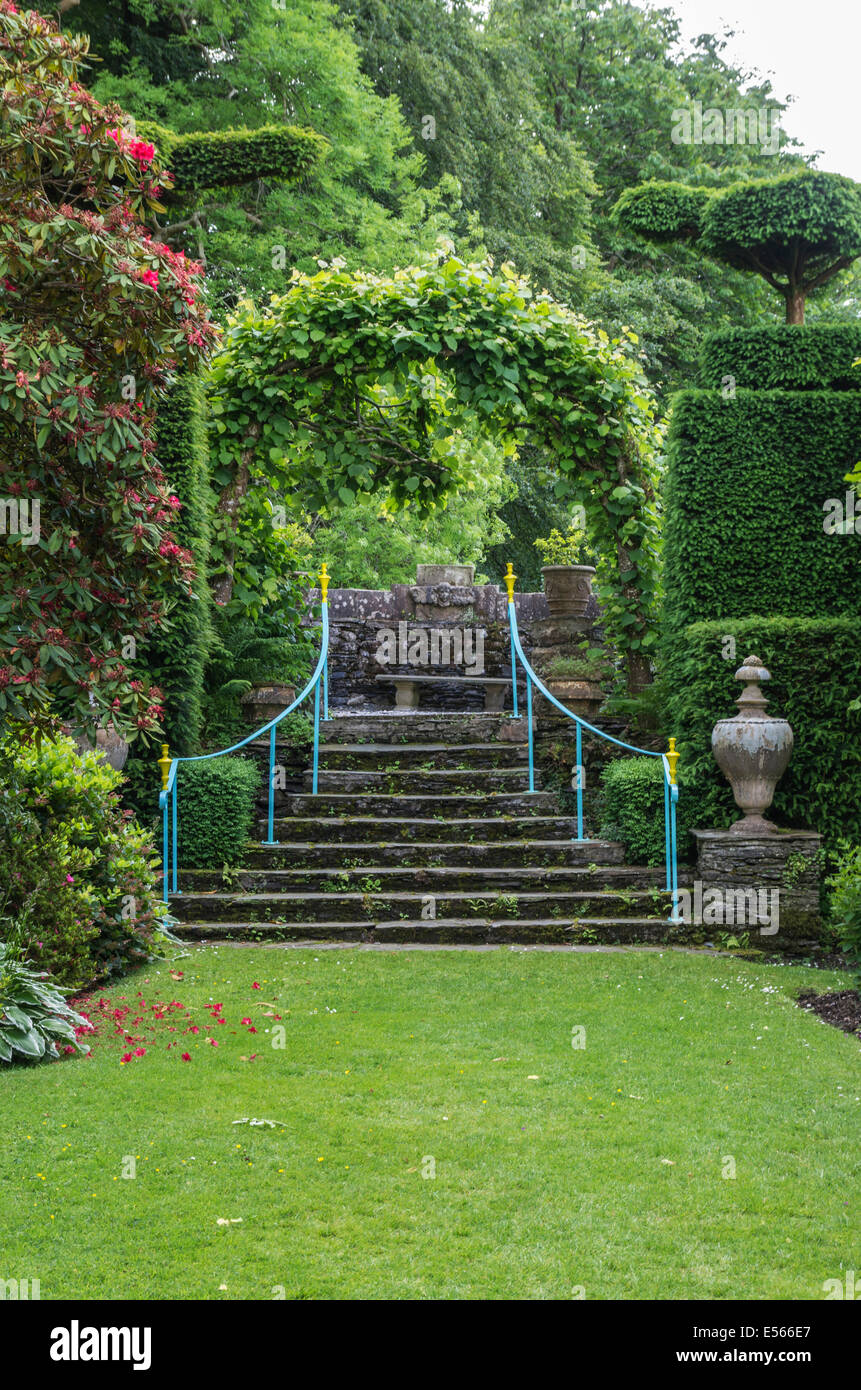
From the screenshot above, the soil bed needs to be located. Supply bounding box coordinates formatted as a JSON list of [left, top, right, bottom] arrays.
[[797, 987, 861, 1039]]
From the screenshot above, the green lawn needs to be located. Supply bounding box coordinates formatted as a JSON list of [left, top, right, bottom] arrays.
[[1, 945, 858, 1300]]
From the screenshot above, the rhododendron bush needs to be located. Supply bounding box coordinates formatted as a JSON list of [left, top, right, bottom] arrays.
[[0, 4, 216, 740]]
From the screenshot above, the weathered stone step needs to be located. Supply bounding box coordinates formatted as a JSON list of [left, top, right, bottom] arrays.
[[303, 768, 537, 793], [169, 889, 665, 923], [170, 915, 678, 945], [178, 865, 666, 893], [284, 792, 560, 817], [310, 713, 523, 744], [316, 742, 528, 770], [253, 816, 613, 845], [244, 838, 627, 868]]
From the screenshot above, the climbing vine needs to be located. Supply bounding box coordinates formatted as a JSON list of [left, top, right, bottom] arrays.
[[208, 252, 663, 690]]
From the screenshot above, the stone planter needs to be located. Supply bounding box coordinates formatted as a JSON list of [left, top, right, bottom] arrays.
[[711, 655, 793, 834], [542, 676, 603, 719], [540, 565, 596, 619], [240, 682, 297, 728]]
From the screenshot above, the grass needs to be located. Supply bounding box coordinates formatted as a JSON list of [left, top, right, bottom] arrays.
[[1, 946, 858, 1300]]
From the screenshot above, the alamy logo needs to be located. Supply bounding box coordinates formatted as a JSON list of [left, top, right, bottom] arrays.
[[675, 881, 779, 935], [823, 489, 861, 535], [671, 102, 781, 155], [50, 1321, 152, 1371], [822, 1271, 861, 1299], [0, 496, 40, 545], [0, 1276, 40, 1299], [376, 622, 485, 675]]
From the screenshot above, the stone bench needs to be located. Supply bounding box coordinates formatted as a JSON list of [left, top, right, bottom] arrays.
[[376, 673, 510, 711]]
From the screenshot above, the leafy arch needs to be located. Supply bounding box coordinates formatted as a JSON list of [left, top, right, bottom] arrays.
[[208, 253, 663, 689]]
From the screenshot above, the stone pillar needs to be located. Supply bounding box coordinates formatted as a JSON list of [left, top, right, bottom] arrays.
[[690, 828, 823, 949]]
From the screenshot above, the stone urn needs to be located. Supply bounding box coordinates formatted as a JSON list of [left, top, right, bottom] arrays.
[[540, 565, 596, 619], [240, 682, 297, 728], [68, 719, 129, 771], [711, 654, 793, 834], [542, 677, 603, 719]]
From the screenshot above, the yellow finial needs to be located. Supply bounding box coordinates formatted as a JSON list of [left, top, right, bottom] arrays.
[[157, 743, 171, 792], [503, 562, 517, 602], [666, 736, 680, 786], [318, 562, 330, 603]]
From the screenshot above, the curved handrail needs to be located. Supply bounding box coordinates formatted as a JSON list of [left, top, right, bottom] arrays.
[[505, 580, 680, 922], [158, 569, 331, 906]]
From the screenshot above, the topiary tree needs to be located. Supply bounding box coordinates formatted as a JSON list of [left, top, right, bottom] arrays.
[[613, 170, 861, 324], [0, 4, 216, 740]]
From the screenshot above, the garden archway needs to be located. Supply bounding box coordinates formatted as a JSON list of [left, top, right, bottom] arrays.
[[207, 252, 663, 690]]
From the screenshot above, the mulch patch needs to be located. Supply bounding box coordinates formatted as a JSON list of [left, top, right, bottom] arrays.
[[797, 988, 861, 1039]]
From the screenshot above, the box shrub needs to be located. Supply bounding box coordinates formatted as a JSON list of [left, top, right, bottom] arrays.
[[175, 756, 260, 868], [664, 616, 861, 859], [0, 736, 162, 988], [599, 756, 674, 867]]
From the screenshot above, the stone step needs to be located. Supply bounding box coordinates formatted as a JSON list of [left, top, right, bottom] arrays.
[[170, 915, 678, 945], [243, 838, 628, 868], [283, 791, 560, 818], [302, 768, 538, 794], [252, 817, 614, 845], [315, 742, 528, 770], [310, 713, 523, 744], [168, 888, 665, 924], [180, 865, 668, 893]]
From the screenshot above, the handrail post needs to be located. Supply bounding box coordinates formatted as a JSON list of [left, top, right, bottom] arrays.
[[158, 743, 171, 906], [526, 674, 534, 792], [171, 776, 178, 894], [575, 720, 584, 840], [263, 722, 278, 845], [504, 563, 518, 717], [312, 673, 321, 794], [323, 655, 329, 721]]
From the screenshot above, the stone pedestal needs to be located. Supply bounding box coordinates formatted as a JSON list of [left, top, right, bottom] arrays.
[[691, 828, 822, 948]]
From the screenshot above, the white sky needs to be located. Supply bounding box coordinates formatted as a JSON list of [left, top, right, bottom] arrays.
[[652, 0, 861, 180]]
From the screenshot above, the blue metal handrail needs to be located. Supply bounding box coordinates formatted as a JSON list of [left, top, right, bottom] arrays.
[[157, 564, 331, 907], [503, 564, 681, 922]]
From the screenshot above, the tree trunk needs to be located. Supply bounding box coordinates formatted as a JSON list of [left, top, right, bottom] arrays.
[[785, 289, 805, 324]]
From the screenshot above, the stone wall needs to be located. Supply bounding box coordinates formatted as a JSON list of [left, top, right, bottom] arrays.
[[304, 570, 604, 712]]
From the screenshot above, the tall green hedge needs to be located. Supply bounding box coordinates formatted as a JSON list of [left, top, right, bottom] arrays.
[[122, 375, 213, 822], [699, 325, 861, 392], [666, 616, 861, 858], [663, 389, 861, 637], [137, 121, 328, 192]]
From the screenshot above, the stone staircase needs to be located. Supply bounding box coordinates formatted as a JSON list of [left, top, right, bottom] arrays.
[[169, 712, 678, 944]]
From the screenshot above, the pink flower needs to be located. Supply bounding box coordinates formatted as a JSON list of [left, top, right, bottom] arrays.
[[66, 874, 74, 883], [137, 267, 159, 290], [252, 982, 261, 990], [181, 1052, 191, 1061]]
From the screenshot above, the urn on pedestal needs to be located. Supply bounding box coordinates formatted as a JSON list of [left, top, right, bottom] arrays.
[[711, 654, 793, 834]]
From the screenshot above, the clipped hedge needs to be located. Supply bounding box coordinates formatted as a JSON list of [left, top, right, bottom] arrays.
[[663, 389, 861, 636], [137, 120, 328, 192], [175, 757, 260, 869], [665, 616, 861, 858], [599, 756, 672, 866], [699, 325, 861, 392], [148, 373, 213, 756]]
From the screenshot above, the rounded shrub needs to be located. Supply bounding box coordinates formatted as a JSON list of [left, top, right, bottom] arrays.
[[0, 735, 162, 988], [599, 756, 673, 866]]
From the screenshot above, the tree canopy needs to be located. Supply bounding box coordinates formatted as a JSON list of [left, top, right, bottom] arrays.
[[614, 171, 861, 324]]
